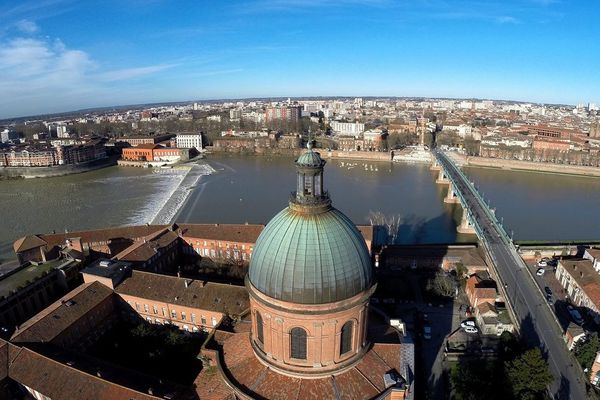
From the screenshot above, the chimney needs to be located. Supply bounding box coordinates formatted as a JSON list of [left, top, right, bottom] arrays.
[[148, 388, 153, 395], [184, 279, 191, 288]]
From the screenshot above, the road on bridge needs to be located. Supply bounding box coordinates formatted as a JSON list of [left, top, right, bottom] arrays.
[[436, 150, 590, 400]]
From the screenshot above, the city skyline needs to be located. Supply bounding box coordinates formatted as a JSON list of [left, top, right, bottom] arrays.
[[1, 0, 599, 118]]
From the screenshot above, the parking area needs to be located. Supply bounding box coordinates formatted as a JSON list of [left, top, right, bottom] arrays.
[[524, 256, 598, 332]]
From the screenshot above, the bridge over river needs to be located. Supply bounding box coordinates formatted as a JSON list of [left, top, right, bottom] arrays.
[[433, 150, 591, 400]]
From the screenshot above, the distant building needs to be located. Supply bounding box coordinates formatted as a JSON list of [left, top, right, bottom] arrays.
[[330, 120, 365, 135], [0, 129, 19, 143], [527, 125, 579, 140], [264, 106, 301, 124], [56, 125, 69, 138], [121, 144, 186, 163], [116, 134, 174, 146], [176, 132, 203, 150], [0, 141, 106, 167], [229, 108, 242, 121]]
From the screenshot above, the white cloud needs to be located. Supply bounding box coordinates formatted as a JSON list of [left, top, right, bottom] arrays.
[[496, 16, 519, 24], [97, 64, 177, 82], [15, 19, 39, 34], [0, 36, 180, 118]]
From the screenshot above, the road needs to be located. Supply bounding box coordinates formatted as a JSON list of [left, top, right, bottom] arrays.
[[436, 150, 589, 400]]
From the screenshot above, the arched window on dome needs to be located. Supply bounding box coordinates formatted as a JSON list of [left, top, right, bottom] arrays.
[[290, 327, 307, 360], [340, 321, 353, 356], [255, 311, 264, 347]]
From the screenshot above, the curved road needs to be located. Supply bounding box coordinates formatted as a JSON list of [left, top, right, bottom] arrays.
[[436, 150, 589, 400]]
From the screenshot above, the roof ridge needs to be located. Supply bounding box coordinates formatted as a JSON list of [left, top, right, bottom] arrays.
[[354, 359, 383, 391], [11, 347, 162, 399], [11, 282, 100, 340]]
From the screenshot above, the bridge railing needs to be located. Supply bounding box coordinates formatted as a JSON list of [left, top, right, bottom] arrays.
[[435, 151, 512, 246]]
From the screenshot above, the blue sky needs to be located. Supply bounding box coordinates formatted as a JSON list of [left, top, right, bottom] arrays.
[[0, 0, 598, 118]]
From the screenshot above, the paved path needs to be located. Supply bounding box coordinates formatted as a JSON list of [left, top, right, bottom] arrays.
[[437, 150, 590, 400]]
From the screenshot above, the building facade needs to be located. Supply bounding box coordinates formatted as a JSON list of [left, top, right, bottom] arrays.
[[176, 132, 203, 150]]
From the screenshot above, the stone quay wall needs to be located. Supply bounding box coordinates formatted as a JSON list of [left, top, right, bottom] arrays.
[[0, 156, 118, 179]]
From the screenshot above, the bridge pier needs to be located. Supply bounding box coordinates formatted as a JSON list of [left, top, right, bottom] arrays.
[[457, 211, 477, 234], [430, 159, 441, 171], [443, 182, 460, 204], [435, 168, 450, 184]]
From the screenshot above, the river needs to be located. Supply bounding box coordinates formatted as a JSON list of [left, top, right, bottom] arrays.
[[1, 155, 599, 263]]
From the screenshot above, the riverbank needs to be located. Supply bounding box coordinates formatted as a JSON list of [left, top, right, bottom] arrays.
[[0, 156, 118, 179], [461, 155, 600, 178]]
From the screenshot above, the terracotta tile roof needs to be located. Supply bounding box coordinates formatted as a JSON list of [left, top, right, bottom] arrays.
[[113, 228, 179, 262], [560, 259, 600, 306], [11, 281, 114, 344], [371, 342, 402, 373], [194, 364, 235, 400], [473, 287, 497, 301], [13, 235, 47, 253], [586, 248, 600, 260], [8, 347, 162, 400], [334, 367, 379, 399], [0, 339, 8, 380], [197, 329, 404, 400], [178, 223, 264, 244], [476, 301, 497, 316], [115, 271, 249, 317], [39, 225, 169, 249]]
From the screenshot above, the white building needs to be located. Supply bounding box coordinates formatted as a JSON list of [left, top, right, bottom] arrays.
[[230, 108, 242, 121], [442, 123, 472, 138], [56, 125, 69, 138], [330, 121, 365, 136], [176, 132, 203, 150]]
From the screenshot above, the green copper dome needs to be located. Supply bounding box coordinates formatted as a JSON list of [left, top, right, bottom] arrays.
[[296, 149, 323, 167], [248, 145, 373, 304], [249, 207, 373, 304]]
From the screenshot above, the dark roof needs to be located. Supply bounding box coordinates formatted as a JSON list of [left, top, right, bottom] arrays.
[[9, 347, 162, 400], [81, 259, 131, 286], [38, 225, 170, 249], [11, 281, 114, 344], [13, 235, 47, 253], [115, 271, 249, 317], [178, 223, 264, 243], [113, 228, 179, 262]]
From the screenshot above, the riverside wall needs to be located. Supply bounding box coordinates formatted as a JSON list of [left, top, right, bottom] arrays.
[[0, 156, 118, 179], [465, 156, 600, 177], [207, 146, 394, 162]]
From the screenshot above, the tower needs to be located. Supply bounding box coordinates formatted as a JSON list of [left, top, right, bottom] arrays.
[[246, 143, 375, 377]]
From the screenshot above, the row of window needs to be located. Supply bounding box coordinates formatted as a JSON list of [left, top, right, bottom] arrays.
[[130, 301, 218, 326], [192, 247, 250, 261], [255, 313, 354, 360]]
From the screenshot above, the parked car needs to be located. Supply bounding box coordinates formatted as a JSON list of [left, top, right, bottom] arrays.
[[544, 286, 552, 296], [423, 325, 432, 340], [464, 326, 478, 334], [567, 305, 585, 325], [538, 261, 548, 267], [460, 320, 476, 329], [536, 268, 545, 276]]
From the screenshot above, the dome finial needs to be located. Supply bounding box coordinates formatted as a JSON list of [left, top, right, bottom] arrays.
[[307, 127, 313, 150]]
